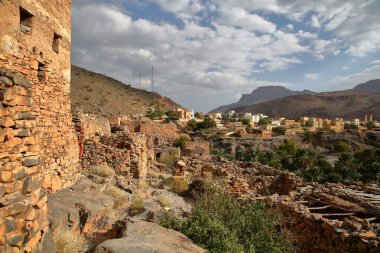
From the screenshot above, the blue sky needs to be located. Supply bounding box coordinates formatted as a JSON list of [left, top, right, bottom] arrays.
[[71, 0, 380, 112]]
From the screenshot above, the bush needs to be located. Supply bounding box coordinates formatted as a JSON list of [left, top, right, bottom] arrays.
[[334, 140, 350, 153], [160, 182, 293, 253], [130, 198, 144, 210], [273, 126, 286, 135], [171, 176, 190, 194], [52, 228, 86, 253], [158, 148, 179, 168], [173, 136, 191, 149], [104, 186, 128, 209], [157, 194, 173, 208], [196, 117, 216, 130], [88, 164, 114, 177]]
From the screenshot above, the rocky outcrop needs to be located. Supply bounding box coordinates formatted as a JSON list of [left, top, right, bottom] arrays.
[[94, 220, 206, 253]]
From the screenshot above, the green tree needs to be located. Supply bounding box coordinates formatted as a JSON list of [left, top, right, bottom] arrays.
[[273, 126, 286, 135], [194, 112, 204, 119], [279, 140, 297, 156], [241, 118, 251, 126], [146, 108, 164, 119], [166, 111, 179, 121], [173, 136, 191, 149], [354, 149, 380, 183], [334, 140, 350, 153], [258, 117, 272, 125], [187, 119, 197, 130], [366, 121, 376, 130], [196, 117, 216, 129]]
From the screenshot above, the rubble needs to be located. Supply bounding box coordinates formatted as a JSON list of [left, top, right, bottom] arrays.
[[183, 155, 380, 253]]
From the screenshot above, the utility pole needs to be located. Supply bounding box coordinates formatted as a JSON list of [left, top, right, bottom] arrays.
[[151, 66, 154, 92]]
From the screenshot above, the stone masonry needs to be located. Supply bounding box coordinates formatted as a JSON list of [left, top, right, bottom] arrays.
[[0, 0, 79, 252]]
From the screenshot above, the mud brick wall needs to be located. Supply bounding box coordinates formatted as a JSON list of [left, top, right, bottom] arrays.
[[0, 70, 48, 252]]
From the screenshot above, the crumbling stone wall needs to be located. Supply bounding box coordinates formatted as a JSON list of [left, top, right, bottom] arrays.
[[0, 0, 78, 251], [81, 130, 154, 181], [0, 70, 48, 252], [123, 121, 189, 147], [182, 141, 210, 158]]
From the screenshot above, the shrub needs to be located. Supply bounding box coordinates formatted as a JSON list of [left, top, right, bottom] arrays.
[[160, 182, 293, 253], [104, 186, 128, 209], [52, 228, 86, 253], [157, 194, 173, 208], [171, 176, 190, 194], [88, 164, 114, 177], [158, 148, 178, 168], [273, 126, 286, 135], [130, 198, 144, 210], [334, 140, 350, 153], [173, 136, 191, 149]]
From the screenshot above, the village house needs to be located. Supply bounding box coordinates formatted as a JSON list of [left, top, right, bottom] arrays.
[[174, 107, 193, 121], [208, 112, 222, 120]]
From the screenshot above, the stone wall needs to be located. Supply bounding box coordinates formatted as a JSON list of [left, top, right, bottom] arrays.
[[182, 141, 210, 158], [81, 130, 154, 181], [123, 121, 189, 147], [0, 0, 78, 251], [0, 69, 48, 252], [0, 0, 79, 190]]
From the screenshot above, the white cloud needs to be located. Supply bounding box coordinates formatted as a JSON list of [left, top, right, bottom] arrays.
[[327, 63, 380, 87], [311, 15, 321, 28], [71, 0, 380, 111], [217, 7, 276, 34], [370, 60, 380, 65], [305, 73, 320, 80], [342, 66, 349, 71]]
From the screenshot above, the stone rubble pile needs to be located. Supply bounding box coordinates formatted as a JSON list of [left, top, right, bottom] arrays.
[[182, 155, 380, 253]]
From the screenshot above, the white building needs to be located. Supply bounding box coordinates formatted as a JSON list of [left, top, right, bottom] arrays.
[[250, 114, 267, 123]]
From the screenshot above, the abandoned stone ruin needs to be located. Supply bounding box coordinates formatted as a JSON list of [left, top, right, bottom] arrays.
[[0, 0, 379, 253]]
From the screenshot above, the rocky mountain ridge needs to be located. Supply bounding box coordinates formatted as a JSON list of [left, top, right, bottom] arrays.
[[209, 85, 314, 113]]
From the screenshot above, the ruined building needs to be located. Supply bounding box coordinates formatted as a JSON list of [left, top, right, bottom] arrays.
[[0, 0, 79, 251]]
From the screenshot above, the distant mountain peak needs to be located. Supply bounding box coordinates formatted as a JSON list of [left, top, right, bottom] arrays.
[[209, 85, 313, 113]]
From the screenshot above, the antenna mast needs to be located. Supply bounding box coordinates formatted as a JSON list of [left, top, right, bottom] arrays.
[[139, 73, 141, 89], [151, 66, 154, 92]]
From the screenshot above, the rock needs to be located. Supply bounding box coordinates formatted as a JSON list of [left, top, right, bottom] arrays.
[[359, 230, 377, 240], [131, 190, 191, 221], [48, 183, 115, 234], [176, 160, 186, 167], [33, 231, 57, 253], [94, 220, 205, 253]]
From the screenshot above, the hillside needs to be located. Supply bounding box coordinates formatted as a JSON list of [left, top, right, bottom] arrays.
[[70, 65, 180, 117], [353, 79, 380, 92], [209, 86, 313, 113], [232, 89, 380, 120]]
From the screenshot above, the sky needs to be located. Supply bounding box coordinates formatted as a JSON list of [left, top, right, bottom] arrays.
[[71, 0, 380, 113]]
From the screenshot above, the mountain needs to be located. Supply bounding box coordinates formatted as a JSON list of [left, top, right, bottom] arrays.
[[209, 86, 314, 113], [231, 87, 380, 120], [70, 65, 181, 117], [353, 79, 380, 92]]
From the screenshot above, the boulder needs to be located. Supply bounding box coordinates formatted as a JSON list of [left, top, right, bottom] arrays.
[[94, 220, 205, 253]]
